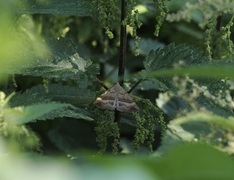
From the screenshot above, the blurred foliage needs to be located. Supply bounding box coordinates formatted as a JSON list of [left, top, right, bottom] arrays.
[[0, 0, 234, 179], [0, 92, 40, 151], [1, 142, 234, 180], [0, 1, 50, 82]]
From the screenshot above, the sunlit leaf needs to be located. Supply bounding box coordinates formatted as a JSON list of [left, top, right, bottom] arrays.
[[129, 38, 164, 56], [11, 38, 98, 85], [172, 112, 234, 131], [5, 103, 71, 125], [21, 0, 92, 16], [155, 143, 234, 180], [158, 112, 234, 154], [0, 1, 49, 82], [139, 64, 234, 79]]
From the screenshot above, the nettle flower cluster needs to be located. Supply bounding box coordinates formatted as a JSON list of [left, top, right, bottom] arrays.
[[166, 0, 234, 59], [0, 92, 40, 151]]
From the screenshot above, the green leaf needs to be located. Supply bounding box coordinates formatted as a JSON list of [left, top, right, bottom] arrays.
[[7, 38, 98, 87], [140, 43, 233, 79], [15, 56, 98, 85], [16, 56, 88, 81], [10, 84, 96, 107], [48, 119, 97, 153], [195, 95, 234, 117], [155, 143, 234, 180], [39, 105, 94, 121], [135, 79, 168, 91], [5, 102, 70, 125], [129, 38, 164, 56], [7, 102, 93, 124], [139, 64, 234, 79], [135, 43, 209, 93], [0, 3, 50, 80], [172, 112, 234, 131], [9, 84, 95, 121], [137, 44, 234, 117], [158, 112, 234, 154], [156, 91, 233, 118], [154, 125, 190, 156], [21, 0, 92, 16], [143, 43, 208, 71]]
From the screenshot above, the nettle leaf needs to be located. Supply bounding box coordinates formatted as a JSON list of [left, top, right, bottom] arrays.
[[10, 84, 95, 107], [155, 124, 193, 156], [9, 84, 95, 121], [159, 93, 233, 118], [155, 143, 234, 180], [21, 0, 92, 16], [157, 112, 234, 155], [7, 37, 97, 122], [172, 112, 234, 131], [143, 43, 208, 71], [46, 37, 86, 60], [17, 54, 93, 81], [196, 95, 234, 117], [141, 43, 234, 84], [14, 38, 98, 86], [40, 105, 93, 121], [129, 38, 164, 56], [139, 64, 234, 79], [138, 43, 234, 117], [47, 119, 97, 153], [138, 43, 209, 92], [135, 79, 168, 92], [5, 103, 70, 125], [8, 102, 93, 123]]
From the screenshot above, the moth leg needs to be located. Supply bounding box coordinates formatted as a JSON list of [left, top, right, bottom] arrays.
[[128, 79, 143, 93], [96, 77, 109, 90]]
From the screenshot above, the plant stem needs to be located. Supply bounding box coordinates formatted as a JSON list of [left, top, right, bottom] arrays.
[[212, 15, 223, 59], [118, 0, 127, 86], [114, 0, 127, 144], [216, 15, 223, 31]]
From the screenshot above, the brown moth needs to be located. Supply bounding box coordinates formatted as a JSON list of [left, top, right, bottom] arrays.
[[94, 82, 139, 113]]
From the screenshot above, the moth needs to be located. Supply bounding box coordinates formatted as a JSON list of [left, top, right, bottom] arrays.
[[94, 82, 139, 113]]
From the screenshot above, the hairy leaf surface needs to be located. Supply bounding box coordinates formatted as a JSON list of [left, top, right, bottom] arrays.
[[5, 102, 70, 125], [21, 0, 92, 16], [138, 44, 234, 117]]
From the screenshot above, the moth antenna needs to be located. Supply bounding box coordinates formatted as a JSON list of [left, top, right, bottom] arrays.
[[128, 79, 143, 94], [96, 77, 109, 90]]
